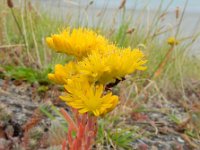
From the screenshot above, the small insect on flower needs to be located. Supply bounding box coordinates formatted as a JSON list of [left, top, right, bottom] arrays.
[[167, 37, 179, 46]]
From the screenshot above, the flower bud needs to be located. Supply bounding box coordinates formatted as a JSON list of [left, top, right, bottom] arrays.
[[7, 0, 14, 8]]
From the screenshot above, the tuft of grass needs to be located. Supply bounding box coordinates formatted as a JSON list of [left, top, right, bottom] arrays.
[[168, 114, 181, 125], [1, 0, 70, 69], [3, 65, 51, 84], [108, 129, 133, 149]]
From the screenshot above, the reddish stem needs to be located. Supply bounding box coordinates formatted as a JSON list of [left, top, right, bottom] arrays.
[[62, 140, 67, 150], [60, 108, 78, 132], [62, 108, 97, 150]]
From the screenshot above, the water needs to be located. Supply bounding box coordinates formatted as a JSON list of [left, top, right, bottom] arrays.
[[84, 0, 200, 13], [31, 0, 200, 13], [28, 0, 200, 57]]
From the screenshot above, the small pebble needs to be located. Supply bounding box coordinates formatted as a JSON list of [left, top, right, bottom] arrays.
[[177, 137, 185, 143], [151, 145, 158, 150]]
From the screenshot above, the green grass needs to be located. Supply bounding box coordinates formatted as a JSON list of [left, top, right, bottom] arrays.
[[3, 65, 51, 84], [97, 119, 133, 149]]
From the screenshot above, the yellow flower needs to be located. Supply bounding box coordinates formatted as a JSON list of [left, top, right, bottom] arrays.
[[77, 48, 147, 84], [48, 61, 77, 84], [46, 28, 115, 59], [78, 51, 112, 84], [60, 77, 119, 116], [167, 37, 179, 46]]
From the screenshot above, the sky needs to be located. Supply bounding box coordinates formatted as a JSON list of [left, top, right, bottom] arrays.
[[32, 0, 200, 13]]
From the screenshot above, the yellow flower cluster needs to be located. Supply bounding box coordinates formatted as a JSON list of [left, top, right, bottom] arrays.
[[47, 28, 147, 116], [77, 48, 147, 84], [46, 28, 116, 59], [60, 77, 119, 116], [48, 62, 77, 85]]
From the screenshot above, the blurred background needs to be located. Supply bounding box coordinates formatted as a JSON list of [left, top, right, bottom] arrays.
[[31, 0, 200, 56], [0, 0, 200, 149]]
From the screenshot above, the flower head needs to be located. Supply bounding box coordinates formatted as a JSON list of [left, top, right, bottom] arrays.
[[60, 77, 119, 116], [167, 37, 179, 46], [47, 28, 147, 117], [77, 48, 147, 84], [46, 28, 115, 59], [48, 61, 77, 84]]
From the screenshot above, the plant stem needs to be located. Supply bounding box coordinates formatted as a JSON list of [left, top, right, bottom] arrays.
[[10, 8, 28, 52], [60, 108, 78, 132], [151, 46, 174, 79]]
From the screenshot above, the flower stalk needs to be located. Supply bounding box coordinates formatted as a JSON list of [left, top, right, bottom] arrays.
[[151, 37, 179, 78], [60, 108, 97, 150], [46, 28, 147, 149]]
